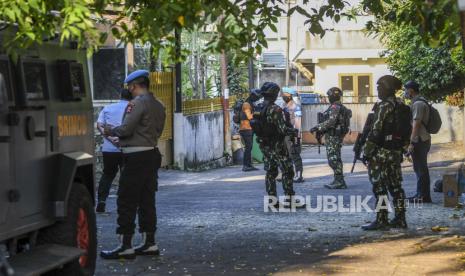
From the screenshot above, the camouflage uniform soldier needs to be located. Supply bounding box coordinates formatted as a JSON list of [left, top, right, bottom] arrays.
[[282, 87, 304, 183], [362, 75, 407, 230], [310, 87, 347, 189], [254, 82, 303, 207]]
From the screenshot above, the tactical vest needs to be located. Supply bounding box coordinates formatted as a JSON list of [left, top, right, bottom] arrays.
[[376, 100, 412, 150], [322, 103, 351, 137], [250, 104, 284, 142]]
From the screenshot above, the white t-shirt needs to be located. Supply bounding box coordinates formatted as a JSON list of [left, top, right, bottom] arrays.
[[97, 100, 128, 152]]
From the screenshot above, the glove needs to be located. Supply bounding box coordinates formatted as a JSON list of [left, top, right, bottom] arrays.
[[310, 126, 318, 133], [363, 140, 377, 160], [361, 155, 369, 166]]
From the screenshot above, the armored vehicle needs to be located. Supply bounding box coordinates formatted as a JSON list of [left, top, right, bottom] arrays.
[[0, 40, 97, 275]]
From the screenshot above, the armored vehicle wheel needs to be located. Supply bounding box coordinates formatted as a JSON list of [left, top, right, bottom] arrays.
[[38, 183, 97, 275]]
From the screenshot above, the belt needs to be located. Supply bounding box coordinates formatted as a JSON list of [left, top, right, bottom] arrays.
[[121, 146, 155, 154]]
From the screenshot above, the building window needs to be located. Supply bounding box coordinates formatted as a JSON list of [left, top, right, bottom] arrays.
[[338, 73, 373, 103]]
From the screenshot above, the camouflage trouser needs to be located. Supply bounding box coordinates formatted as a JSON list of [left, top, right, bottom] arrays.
[[367, 148, 406, 216], [260, 140, 295, 196], [285, 136, 303, 172], [325, 135, 343, 179]]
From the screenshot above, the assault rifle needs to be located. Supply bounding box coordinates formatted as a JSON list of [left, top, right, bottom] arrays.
[[314, 112, 325, 154], [351, 112, 375, 173]]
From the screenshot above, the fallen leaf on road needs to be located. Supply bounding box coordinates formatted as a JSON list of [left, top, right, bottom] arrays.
[[431, 226, 449, 232]]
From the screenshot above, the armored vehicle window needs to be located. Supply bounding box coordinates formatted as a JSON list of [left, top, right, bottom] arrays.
[[57, 60, 86, 101], [0, 74, 6, 106], [70, 63, 85, 98], [23, 61, 48, 100], [0, 57, 14, 101]]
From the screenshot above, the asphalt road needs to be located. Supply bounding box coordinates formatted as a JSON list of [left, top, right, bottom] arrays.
[[95, 145, 465, 275]]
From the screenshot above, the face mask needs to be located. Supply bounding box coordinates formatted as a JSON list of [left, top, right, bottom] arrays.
[[403, 89, 411, 99], [283, 96, 292, 103], [121, 88, 133, 100]]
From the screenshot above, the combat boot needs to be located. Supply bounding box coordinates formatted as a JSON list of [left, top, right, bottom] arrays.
[[294, 170, 305, 183], [282, 196, 306, 209], [134, 232, 160, 256], [266, 195, 279, 210], [100, 235, 136, 260], [389, 212, 408, 229], [361, 211, 390, 231], [324, 177, 347, 189], [96, 201, 106, 213]]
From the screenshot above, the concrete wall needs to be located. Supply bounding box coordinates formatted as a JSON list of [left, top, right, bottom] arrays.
[[174, 111, 225, 171], [433, 104, 464, 144], [302, 103, 464, 145]]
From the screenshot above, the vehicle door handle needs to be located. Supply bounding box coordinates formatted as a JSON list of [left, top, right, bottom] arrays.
[[35, 131, 47, 137], [8, 189, 20, 203], [0, 136, 10, 143]]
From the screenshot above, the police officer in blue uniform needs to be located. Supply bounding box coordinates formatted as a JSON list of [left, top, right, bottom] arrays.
[[101, 70, 166, 259]]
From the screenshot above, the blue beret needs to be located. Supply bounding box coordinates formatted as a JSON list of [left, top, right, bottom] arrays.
[[282, 87, 297, 95], [124, 70, 150, 84]]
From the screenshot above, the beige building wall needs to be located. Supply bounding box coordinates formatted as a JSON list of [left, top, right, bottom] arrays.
[[313, 58, 389, 96], [261, 0, 391, 95]]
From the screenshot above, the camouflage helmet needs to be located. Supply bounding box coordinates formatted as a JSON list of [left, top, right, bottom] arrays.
[[260, 82, 280, 99], [377, 75, 402, 100], [250, 88, 261, 97], [327, 87, 342, 103], [377, 75, 402, 93], [249, 88, 262, 102]]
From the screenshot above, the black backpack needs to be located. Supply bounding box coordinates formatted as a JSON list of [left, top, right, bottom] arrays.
[[337, 104, 352, 136], [417, 98, 442, 134], [389, 101, 412, 149], [232, 99, 244, 124], [250, 104, 276, 139]]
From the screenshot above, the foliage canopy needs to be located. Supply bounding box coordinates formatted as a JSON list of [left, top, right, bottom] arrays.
[[0, 0, 352, 61]]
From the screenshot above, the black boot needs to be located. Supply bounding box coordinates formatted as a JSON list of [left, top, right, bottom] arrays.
[[100, 235, 136, 260], [134, 232, 160, 256], [294, 170, 305, 183], [389, 212, 407, 229], [96, 201, 106, 213], [325, 176, 347, 189], [361, 211, 390, 231], [269, 196, 279, 209], [282, 196, 306, 209]]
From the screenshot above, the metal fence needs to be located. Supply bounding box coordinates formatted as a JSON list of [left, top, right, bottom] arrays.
[[300, 95, 378, 105], [149, 72, 173, 141], [182, 96, 236, 116]]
